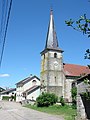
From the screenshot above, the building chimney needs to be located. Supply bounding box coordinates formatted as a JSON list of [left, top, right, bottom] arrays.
[[30, 74, 32, 77]]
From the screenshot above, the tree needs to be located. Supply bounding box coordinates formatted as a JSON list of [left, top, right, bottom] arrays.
[[65, 14, 90, 59]]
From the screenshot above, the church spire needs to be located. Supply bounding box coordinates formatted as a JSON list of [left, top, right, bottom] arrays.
[[45, 9, 59, 49]]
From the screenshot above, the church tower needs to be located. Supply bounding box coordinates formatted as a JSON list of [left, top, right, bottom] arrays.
[[40, 9, 65, 97]]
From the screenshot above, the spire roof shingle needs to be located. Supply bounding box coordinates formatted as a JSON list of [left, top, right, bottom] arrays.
[[45, 9, 59, 49]]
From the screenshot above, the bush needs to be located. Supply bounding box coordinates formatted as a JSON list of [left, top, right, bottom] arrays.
[[2, 95, 16, 101], [11, 95, 16, 101], [71, 87, 77, 109], [71, 87, 77, 99], [36, 92, 58, 107], [2, 96, 10, 100], [72, 99, 77, 109], [59, 96, 65, 106]]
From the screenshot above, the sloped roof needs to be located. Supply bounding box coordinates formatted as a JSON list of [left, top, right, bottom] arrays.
[[0, 87, 5, 92], [1, 88, 16, 94], [22, 85, 40, 94], [16, 75, 40, 85], [64, 63, 90, 77], [45, 9, 59, 49], [74, 73, 90, 83]]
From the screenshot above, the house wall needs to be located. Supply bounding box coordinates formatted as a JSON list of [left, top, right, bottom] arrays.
[[23, 78, 40, 91], [16, 77, 40, 102], [27, 88, 40, 100], [16, 86, 24, 102], [0, 90, 16, 100], [77, 81, 89, 94], [77, 81, 89, 120]]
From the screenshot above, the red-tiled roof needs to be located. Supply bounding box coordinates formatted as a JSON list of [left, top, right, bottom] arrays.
[[64, 63, 90, 76]]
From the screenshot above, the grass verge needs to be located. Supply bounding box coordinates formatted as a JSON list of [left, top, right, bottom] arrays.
[[25, 104, 76, 120]]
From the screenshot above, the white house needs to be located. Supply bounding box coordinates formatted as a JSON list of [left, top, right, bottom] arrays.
[[16, 75, 40, 102], [0, 88, 16, 100]]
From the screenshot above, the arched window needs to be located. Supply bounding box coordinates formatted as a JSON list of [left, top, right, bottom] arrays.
[[44, 54, 45, 59], [55, 77, 56, 83], [54, 53, 57, 58], [32, 80, 37, 86]]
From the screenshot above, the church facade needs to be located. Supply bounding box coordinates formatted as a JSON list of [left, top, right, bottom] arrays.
[[16, 10, 90, 102], [40, 9, 90, 102]]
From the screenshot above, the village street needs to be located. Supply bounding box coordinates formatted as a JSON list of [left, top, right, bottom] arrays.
[[0, 101, 64, 120]]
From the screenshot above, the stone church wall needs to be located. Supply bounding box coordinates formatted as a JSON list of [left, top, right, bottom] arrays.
[[64, 78, 74, 102], [47, 86, 62, 97]]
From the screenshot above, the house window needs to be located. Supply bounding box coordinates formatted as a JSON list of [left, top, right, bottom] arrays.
[[6, 92, 9, 95], [55, 77, 56, 83], [32, 80, 37, 86], [44, 54, 45, 59], [54, 53, 57, 58], [72, 83, 75, 88]]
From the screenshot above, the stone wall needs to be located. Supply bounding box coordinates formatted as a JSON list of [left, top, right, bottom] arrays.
[[77, 94, 86, 120], [47, 86, 62, 97], [40, 50, 65, 98], [77, 80, 90, 120]]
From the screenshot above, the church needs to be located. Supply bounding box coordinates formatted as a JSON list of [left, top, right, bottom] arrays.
[[16, 10, 90, 102]]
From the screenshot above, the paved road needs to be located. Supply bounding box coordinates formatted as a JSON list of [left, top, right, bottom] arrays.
[[0, 101, 64, 120]]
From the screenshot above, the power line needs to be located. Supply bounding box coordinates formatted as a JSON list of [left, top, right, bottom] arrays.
[[0, 0, 13, 68], [0, 0, 8, 44]]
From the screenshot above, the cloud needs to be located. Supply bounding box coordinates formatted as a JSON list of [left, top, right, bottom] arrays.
[[0, 74, 10, 77]]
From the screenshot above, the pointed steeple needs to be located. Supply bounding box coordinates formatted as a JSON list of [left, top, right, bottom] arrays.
[[45, 9, 59, 49]]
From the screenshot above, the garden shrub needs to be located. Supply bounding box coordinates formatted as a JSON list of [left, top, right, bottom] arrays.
[[71, 87, 77, 109], [59, 96, 65, 106], [36, 92, 58, 107], [11, 95, 16, 101], [2, 95, 16, 101], [2, 96, 10, 100]]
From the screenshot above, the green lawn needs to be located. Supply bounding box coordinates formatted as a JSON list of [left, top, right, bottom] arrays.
[[25, 104, 76, 120]]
